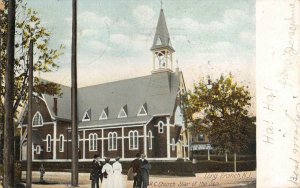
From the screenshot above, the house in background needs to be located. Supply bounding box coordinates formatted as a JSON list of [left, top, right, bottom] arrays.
[[189, 132, 213, 157], [18, 8, 189, 162]]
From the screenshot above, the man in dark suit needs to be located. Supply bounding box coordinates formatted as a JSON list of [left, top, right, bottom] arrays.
[[141, 154, 151, 188], [90, 154, 103, 188], [131, 153, 142, 188]]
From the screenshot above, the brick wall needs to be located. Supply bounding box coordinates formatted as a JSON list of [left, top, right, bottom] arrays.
[[32, 124, 54, 160]]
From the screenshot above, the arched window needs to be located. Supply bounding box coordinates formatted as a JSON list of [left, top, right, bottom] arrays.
[[78, 135, 80, 149], [46, 134, 51, 152], [108, 132, 112, 150], [172, 138, 176, 151], [89, 133, 97, 151], [158, 121, 164, 133], [148, 131, 152, 150], [108, 132, 117, 150], [32, 112, 43, 126], [129, 130, 138, 150], [59, 135, 64, 152], [36, 145, 41, 154]]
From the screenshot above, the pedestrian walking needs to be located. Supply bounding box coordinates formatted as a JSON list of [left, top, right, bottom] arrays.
[[39, 163, 45, 182], [141, 154, 151, 188], [90, 155, 103, 188], [131, 153, 142, 188], [113, 157, 124, 188], [101, 157, 113, 188]]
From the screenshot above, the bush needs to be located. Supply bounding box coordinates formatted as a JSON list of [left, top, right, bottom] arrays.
[[193, 155, 256, 162], [192, 160, 256, 173]]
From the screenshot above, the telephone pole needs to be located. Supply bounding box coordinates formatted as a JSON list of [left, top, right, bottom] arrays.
[[0, 0, 4, 164], [4, 0, 16, 187], [26, 40, 34, 188], [71, 0, 78, 186]]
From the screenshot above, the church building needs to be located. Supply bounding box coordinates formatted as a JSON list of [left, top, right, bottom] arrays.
[[18, 8, 189, 162]]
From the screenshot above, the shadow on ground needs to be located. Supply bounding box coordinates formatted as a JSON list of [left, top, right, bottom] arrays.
[[16, 181, 60, 188]]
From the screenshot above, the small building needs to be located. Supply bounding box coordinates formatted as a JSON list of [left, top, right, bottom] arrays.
[[189, 133, 213, 156], [18, 8, 189, 162]]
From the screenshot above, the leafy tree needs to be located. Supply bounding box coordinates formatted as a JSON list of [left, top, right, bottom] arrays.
[[183, 74, 255, 170], [0, 0, 63, 116]]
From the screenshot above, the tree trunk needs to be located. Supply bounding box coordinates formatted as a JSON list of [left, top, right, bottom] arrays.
[[4, 0, 15, 187], [26, 40, 33, 188], [225, 152, 228, 162], [234, 152, 237, 172], [71, 0, 78, 186]]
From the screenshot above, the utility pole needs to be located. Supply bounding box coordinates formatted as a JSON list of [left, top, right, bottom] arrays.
[[4, 0, 15, 187], [71, 0, 78, 186], [0, 0, 4, 165], [26, 40, 33, 188]]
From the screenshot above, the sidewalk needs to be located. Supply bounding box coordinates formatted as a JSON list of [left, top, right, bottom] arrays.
[[20, 171, 256, 188]]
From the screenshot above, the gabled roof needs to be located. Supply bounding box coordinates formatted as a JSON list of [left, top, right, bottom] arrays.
[[41, 71, 184, 127], [151, 9, 174, 52], [78, 71, 180, 124]]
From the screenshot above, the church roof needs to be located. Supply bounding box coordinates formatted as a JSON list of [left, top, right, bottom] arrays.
[[43, 71, 182, 127], [151, 9, 174, 52], [43, 84, 71, 120]]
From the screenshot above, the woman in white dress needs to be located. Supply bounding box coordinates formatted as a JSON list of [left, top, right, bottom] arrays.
[[112, 157, 124, 188], [101, 158, 114, 188]]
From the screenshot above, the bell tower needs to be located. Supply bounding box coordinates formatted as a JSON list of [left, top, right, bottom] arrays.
[[151, 8, 175, 73]]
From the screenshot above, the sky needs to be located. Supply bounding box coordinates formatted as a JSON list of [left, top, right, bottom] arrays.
[[24, 0, 255, 110]]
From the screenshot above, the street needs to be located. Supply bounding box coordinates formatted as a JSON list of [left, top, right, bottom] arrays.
[[18, 171, 256, 188]]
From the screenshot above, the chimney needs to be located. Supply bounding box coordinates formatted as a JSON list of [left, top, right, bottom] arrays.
[[53, 98, 58, 116]]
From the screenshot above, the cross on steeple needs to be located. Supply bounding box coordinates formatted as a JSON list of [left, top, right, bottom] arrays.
[[161, 0, 163, 9]]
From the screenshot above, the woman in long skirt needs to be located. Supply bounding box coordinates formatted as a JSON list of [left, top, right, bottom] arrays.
[[113, 157, 124, 188], [101, 158, 113, 188]]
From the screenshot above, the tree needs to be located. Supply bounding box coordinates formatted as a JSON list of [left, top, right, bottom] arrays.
[[0, 0, 63, 185], [183, 74, 255, 171], [0, 0, 64, 115], [4, 0, 16, 186]]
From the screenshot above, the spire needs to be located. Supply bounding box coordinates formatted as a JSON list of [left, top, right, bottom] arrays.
[[151, 9, 174, 52], [151, 7, 175, 73]]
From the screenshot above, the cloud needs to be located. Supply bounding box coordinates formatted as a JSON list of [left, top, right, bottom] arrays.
[[87, 41, 108, 52], [109, 34, 130, 46], [78, 12, 112, 27], [79, 29, 100, 38], [133, 5, 155, 24], [223, 9, 253, 26], [239, 31, 255, 46], [108, 33, 152, 54], [169, 8, 254, 34]]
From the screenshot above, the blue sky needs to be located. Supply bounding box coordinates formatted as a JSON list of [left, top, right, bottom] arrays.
[[25, 0, 255, 93]]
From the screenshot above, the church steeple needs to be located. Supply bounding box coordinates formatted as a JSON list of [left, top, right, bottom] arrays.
[[151, 8, 175, 73]]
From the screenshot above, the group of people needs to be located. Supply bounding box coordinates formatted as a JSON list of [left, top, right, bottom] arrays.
[[131, 153, 151, 188], [90, 155, 123, 188], [89, 153, 151, 188]]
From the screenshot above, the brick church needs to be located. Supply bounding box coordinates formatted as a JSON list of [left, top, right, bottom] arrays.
[[18, 8, 189, 162]]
